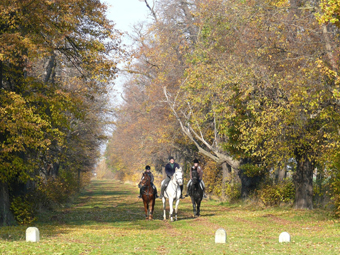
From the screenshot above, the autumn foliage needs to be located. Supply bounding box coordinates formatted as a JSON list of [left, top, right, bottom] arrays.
[[105, 0, 340, 214], [0, 0, 121, 225]]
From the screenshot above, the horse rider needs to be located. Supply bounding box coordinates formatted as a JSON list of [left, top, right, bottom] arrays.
[[159, 156, 185, 199], [138, 165, 159, 198], [185, 159, 207, 198]]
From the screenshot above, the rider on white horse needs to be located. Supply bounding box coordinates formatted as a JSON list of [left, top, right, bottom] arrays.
[[159, 157, 185, 199], [185, 159, 207, 198]]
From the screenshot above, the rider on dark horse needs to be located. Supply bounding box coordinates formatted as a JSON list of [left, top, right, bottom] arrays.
[[185, 159, 207, 198], [159, 156, 185, 199], [138, 165, 159, 198]]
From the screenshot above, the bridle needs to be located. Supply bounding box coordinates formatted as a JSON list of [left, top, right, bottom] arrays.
[[141, 172, 151, 186], [172, 170, 183, 186]]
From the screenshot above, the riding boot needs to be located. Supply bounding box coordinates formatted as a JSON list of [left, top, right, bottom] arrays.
[[185, 185, 190, 197], [159, 184, 165, 199], [138, 187, 143, 198], [154, 186, 159, 198], [180, 185, 185, 199], [203, 192, 208, 199]]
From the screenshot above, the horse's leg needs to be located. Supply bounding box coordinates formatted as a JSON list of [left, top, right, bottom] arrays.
[[162, 198, 167, 220], [174, 186, 181, 221], [169, 197, 174, 222], [198, 188, 204, 216], [191, 196, 196, 217], [196, 199, 201, 217], [174, 197, 180, 221], [143, 198, 148, 219], [149, 195, 155, 220], [147, 198, 150, 219], [196, 189, 203, 216]]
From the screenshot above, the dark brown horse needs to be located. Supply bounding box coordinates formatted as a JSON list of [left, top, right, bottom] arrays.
[[189, 168, 203, 217], [139, 172, 156, 220]]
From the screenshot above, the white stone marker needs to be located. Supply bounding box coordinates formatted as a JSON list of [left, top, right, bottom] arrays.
[[215, 228, 227, 243], [26, 227, 40, 242], [279, 232, 291, 243]]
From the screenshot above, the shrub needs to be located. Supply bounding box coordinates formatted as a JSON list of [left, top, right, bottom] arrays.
[[10, 195, 36, 225], [324, 154, 340, 217], [225, 181, 241, 201], [330, 171, 340, 217], [257, 180, 295, 206], [203, 160, 222, 196]]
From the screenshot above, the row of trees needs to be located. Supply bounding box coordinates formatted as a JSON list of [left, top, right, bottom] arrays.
[[106, 0, 340, 211], [0, 0, 121, 225]]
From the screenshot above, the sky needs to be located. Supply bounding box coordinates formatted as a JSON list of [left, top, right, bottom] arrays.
[[99, 1, 151, 154], [103, 0, 151, 105], [104, 0, 150, 36]]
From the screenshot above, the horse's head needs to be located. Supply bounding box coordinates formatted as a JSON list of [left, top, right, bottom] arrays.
[[191, 167, 199, 185], [140, 172, 151, 186], [174, 167, 183, 186]]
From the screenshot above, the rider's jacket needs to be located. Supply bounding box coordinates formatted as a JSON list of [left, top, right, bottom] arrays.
[[190, 166, 203, 181], [141, 171, 154, 183], [164, 162, 180, 177]]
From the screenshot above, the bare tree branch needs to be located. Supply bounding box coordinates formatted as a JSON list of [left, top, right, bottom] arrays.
[[144, 0, 158, 22], [163, 86, 240, 169]]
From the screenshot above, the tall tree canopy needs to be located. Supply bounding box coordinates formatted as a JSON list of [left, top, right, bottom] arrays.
[[106, 0, 340, 210], [0, 0, 121, 225]]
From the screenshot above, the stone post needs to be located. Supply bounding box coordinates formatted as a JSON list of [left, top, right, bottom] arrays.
[[26, 227, 40, 242]]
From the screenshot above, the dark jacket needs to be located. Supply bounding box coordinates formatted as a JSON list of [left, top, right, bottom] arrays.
[[190, 166, 203, 180], [165, 162, 180, 177], [141, 171, 154, 183]]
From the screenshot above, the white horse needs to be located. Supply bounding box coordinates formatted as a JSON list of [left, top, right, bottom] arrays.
[[161, 167, 183, 221]]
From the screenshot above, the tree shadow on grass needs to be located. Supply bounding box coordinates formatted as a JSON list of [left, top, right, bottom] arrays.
[[25, 180, 217, 239]]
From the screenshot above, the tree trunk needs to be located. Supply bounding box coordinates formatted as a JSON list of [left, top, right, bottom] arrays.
[[293, 154, 313, 209], [0, 60, 3, 89], [276, 168, 286, 183], [322, 25, 338, 71], [314, 167, 324, 207], [0, 181, 16, 226], [77, 169, 81, 192], [44, 53, 56, 83], [221, 162, 229, 198], [52, 162, 60, 177]]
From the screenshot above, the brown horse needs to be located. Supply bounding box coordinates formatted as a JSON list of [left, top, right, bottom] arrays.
[[139, 172, 156, 220]]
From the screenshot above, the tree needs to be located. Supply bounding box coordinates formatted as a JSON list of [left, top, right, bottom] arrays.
[[108, 0, 340, 210], [0, 0, 120, 225], [106, 0, 201, 177]]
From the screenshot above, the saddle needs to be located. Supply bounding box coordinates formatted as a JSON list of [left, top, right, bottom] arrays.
[[140, 180, 156, 190], [141, 184, 156, 196]]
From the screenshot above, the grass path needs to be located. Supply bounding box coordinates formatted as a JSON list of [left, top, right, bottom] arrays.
[[1, 179, 340, 254]]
